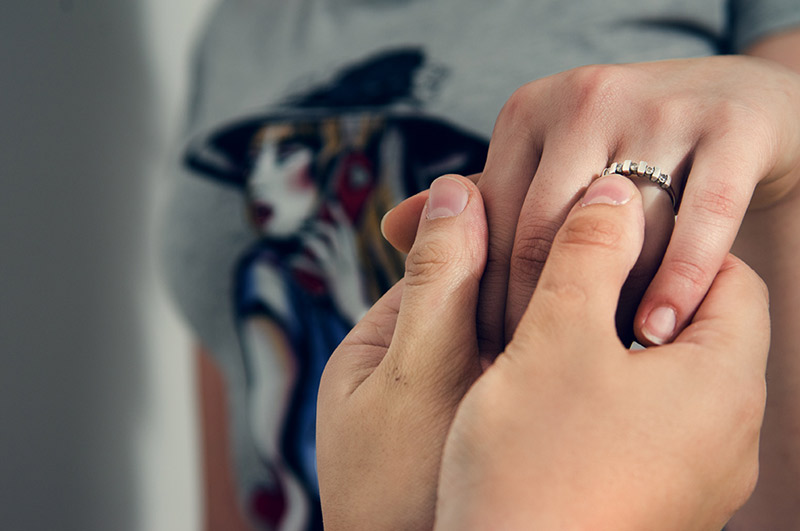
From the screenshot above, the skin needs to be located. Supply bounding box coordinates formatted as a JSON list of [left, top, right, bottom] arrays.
[[382, 173, 675, 346], [317, 174, 769, 529], [381, 38, 800, 527], [475, 56, 799, 354], [436, 176, 769, 530], [317, 175, 487, 530]]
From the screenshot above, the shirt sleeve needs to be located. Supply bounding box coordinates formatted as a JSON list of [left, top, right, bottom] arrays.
[[729, 0, 800, 52]]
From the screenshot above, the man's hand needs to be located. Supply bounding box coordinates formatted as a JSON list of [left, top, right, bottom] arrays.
[[316, 175, 488, 530], [319, 173, 769, 530], [436, 174, 770, 531]]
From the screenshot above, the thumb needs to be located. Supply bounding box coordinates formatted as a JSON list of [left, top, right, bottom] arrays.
[[381, 174, 482, 254], [378, 174, 487, 395], [513, 174, 645, 349], [381, 190, 429, 254]]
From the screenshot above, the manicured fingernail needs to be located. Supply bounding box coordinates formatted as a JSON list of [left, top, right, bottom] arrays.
[[581, 174, 635, 206], [642, 306, 676, 345], [380, 207, 393, 240], [427, 176, 469, 219]]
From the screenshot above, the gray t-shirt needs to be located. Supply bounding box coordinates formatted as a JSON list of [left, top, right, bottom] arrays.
[[161, 0, 800, 526]]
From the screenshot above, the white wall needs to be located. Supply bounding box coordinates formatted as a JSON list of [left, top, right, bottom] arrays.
[[0, 1, 214, 529]]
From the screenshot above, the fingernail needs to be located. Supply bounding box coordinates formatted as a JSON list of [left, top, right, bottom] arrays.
[[380, 207, 393, 240], [642, 306, 677, 345], [581, 174, 635, 206], [427, 176, 469, 219]]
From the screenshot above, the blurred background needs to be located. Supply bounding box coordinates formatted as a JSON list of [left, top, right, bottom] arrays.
[[1, 1, 214, 529]]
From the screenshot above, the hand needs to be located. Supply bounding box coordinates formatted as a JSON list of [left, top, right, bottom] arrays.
[[316, 175, 488, 529], [383, 56, 800, 353], [383, 174, 675, 347], [435, 174, 770, 530]]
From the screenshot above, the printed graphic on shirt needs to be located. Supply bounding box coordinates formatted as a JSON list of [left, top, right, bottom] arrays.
[[185, 47, 488, 531]]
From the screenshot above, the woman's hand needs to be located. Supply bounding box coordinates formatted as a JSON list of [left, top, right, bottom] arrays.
[[436, 174, 770, 531], [384, 56, 800, 354], [316, 175, 488, 530]]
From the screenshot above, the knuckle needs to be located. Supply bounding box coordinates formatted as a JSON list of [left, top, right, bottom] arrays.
[[562, 64, 630, 124], [404, 237, 475, 288], [493, 83, 544, 148], [687, 182, 743, 224], [498, 82, 542, 130], [405, 239, 453, 284], [663, 254, 711, 294], [485, 223, 516, 264], [714, 99, 777, 148], [726, 256, 770, 307], [558, 214, 624, 251], [708, 100, 779, 163], [508, 218, 561, 285], [713, 98, 761, 132], [644, 96, 690, 132]]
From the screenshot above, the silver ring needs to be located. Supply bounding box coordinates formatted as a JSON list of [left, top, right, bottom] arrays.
[[602, 160, 678, 211]]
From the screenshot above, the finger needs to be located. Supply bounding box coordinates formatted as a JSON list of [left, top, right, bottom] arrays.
[[600, 154, 685, 344], [378, 174, 488, 396], [380, 190, 429, 253], [635, 139, 759, 346], [614, 177, 675, 345], [380, 174, 481, 253], [513, 174, 645, 349], [502, 125, 688, 346], [502, 139, 608, 345], [671, 254, 770, 374], [475, 86, 546, 357]]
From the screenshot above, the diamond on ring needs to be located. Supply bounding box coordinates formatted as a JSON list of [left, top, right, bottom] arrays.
[[601, 159, 678, 211]]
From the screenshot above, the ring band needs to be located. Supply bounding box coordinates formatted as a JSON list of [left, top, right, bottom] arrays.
[[601, 160, 678, 211]]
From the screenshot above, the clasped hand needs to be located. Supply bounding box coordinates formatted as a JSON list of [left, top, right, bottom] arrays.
[[316, 55, 800, 529], [317, 173, 769, 530]]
